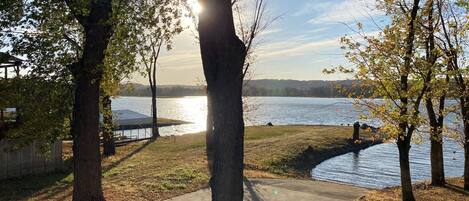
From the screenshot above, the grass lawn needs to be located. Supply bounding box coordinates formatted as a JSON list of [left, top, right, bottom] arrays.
[[0, 125, 380, 201], [359, 177, 469, 201]]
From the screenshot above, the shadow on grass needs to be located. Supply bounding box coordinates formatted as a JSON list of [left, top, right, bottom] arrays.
[[102, 140, 152, 173], [444, 183, 469, 196], [0, 157, 73, 200], [0, 140, 152, 200]]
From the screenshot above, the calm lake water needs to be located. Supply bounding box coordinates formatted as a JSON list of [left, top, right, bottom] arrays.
[[113, 96, 376, 136], [113, 96, 465, 189], [311, 139, 464, 189]]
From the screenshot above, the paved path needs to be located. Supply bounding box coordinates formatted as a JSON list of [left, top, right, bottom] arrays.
[[166, 178, 368, 201]]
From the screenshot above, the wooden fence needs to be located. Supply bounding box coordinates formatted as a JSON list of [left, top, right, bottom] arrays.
[[0, 140, 62, 180]]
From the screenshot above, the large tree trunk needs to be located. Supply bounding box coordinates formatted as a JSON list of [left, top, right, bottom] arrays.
[[72, 70, 105, 201], [206, 92, 214, 175], [102, 94, 115, 156], [68, 1, 114, 200], [151, 85, 159, 139], [198, 0, 247, 200], [397, 137, 415, 201], [210, 83, 245, 201]]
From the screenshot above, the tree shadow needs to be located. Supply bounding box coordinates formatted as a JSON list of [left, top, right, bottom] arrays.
[[444, 183, 469, 196], [0, 140, 152, 200], [37, 181, 73, 200], [0, 157, 73, 200], [244, 177, 264, 201], [102, 140, 152, 173]]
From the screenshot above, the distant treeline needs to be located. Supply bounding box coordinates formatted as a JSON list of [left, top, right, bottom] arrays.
[[119, 79, 373, 98], [244, 85, 359, 97], [119, 85, 206, 97]]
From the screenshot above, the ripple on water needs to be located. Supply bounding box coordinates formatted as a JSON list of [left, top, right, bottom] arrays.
[[311, 138, 465, 189]]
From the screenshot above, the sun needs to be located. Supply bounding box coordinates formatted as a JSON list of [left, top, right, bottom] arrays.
[[190, 0, 202, 14], [181, 0, 203, 27]]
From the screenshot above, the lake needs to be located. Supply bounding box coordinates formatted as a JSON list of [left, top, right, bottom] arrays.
[[113, 96, 465, 189], [113, 96, 378, 136]]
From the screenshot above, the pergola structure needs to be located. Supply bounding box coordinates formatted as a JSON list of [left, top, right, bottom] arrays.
[[0, 52, 22, 123], [101, 110, 187, 145], [0, 52, 22, 79]]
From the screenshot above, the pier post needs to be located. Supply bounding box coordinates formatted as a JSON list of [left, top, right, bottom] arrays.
[[352, 122, 360, 141]]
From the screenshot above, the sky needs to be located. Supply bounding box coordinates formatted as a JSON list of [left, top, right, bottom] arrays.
[[133, 0, 388, 85]]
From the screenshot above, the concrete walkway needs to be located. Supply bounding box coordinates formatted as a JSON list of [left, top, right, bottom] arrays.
[[166, 178, 368, 201]]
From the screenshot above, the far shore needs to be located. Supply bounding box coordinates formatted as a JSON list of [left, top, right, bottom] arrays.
[[118, 95, 363, 99]]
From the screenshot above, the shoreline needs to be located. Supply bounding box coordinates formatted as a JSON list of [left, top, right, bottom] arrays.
[[0, 125, 384, 200], [268, 135, 383, 179], [115, 117, 191, 130]]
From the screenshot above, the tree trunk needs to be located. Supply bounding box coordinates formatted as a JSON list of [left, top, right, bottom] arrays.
[[396, 1, 419, 200], [206, 92, 214, 175], [68, 1, 113, 200], [458, 98, 469, 191], [397, 138, 415, 201], [430, 129, 445, 185], [198, 0, 247, 200], [465, 138, 469, 191], [102, 94, 115, 156], [424, 1, 445, 185], [210, 82, 245, 201], [437, 0, 468, 190], [151, 85, 159, 139], [464, 110, 469, 191], [72, 70, 105, 201], [426, 98, 445, 186], [450, 80, 469, 191]]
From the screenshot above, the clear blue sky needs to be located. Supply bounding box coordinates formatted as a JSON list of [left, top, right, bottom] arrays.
[[134, 0, 387, 85]]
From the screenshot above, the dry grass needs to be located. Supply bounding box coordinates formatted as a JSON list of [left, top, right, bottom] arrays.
[[0, 125, 380, 201], [243, 125, 379, 177], [359, 178, 469, 201]]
